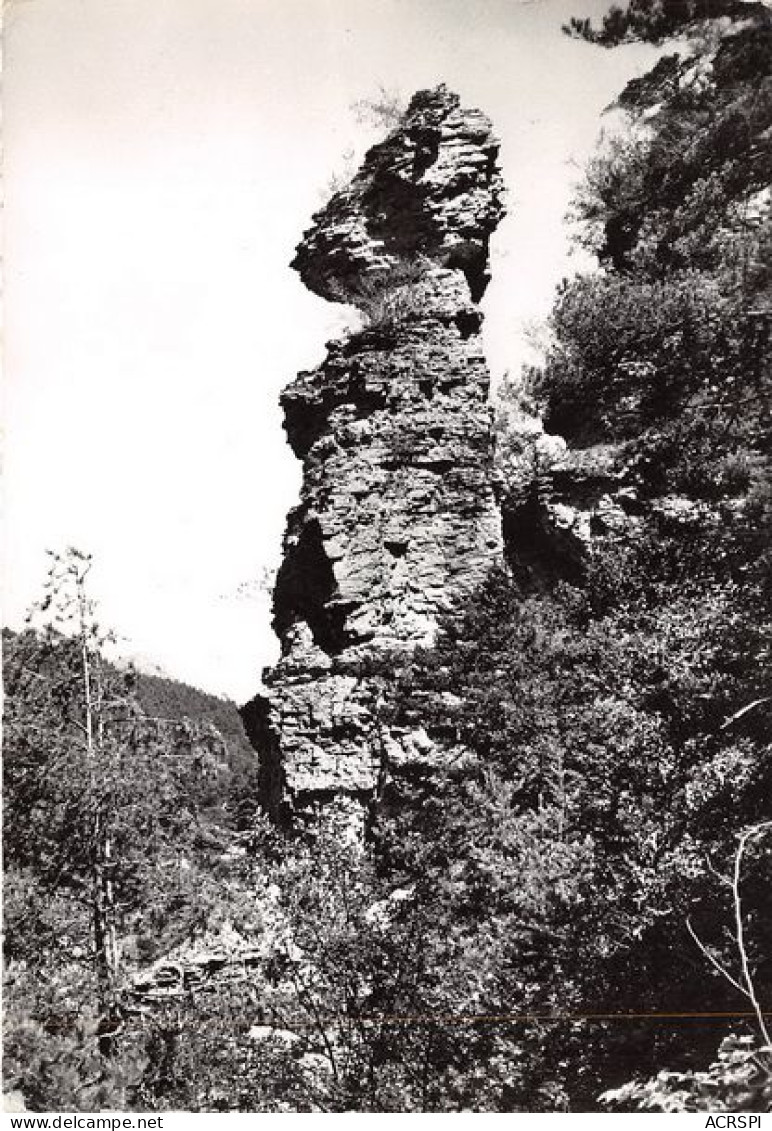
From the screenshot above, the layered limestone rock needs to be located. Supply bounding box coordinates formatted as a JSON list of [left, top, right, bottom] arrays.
[[243, 86, 505, 833]]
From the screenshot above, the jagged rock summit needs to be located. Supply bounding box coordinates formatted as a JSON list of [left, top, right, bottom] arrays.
[[243, 85, 506, 834], [292, 84, 505, 305]]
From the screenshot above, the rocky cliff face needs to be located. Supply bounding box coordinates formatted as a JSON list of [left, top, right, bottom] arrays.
[[242, 86, 505, 834]]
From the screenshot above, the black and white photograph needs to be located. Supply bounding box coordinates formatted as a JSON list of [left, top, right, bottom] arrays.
[[3, 0, 771, 1114]]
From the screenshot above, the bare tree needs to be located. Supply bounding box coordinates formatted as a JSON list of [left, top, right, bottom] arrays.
[[687, 822, 772, 1051]]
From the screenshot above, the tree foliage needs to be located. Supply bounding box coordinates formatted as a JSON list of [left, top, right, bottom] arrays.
[[565, 0, 759, 46], [3, 550, 250, 1108]]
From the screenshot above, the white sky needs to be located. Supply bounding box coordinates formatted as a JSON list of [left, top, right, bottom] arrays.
[[3, 0, 659, 700]]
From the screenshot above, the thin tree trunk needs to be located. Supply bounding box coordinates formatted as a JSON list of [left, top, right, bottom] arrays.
[[77, 570, 121, 1055], [733, 824, 772, 1050]]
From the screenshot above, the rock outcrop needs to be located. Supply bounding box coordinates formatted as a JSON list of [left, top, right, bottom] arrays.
[[243, 86, 505, 835], [496, 411, 645, 584]]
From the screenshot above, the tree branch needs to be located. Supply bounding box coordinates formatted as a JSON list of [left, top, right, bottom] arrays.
[[733, 823, 772, 1049], [686, 917, 748, 997]]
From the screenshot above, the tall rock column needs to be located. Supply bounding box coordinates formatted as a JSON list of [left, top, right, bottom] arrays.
[[243, 86, 506, 835]]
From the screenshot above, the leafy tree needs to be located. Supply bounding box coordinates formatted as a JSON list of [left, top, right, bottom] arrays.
[[601, 1032, 772, 1111], [3, 549, 233, 1106], [565, 0, 758, 48]]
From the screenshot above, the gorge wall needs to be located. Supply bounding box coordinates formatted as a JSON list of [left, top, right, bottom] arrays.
[[242, 86, 505, 834]]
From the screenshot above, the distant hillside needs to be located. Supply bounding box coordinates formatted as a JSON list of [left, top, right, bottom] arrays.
[[134, 670, 255, 769], [2, 626, 255, 770]]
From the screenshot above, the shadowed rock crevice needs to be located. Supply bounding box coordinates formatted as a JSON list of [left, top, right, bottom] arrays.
[[272, 518, 351, 655], [244, 85, 506, 835], [240, 695, 288, 827]]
